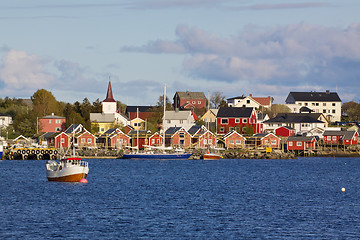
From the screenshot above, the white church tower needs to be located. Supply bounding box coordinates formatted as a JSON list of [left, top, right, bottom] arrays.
[[102, 81, 117, 114]]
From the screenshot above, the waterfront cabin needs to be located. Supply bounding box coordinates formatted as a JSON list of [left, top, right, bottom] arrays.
[[323, 130, 358, 146], [251, 133, 281, 149], [188, 125, 216, 148], [223, 131, 246, 149], [148, 132, 163, 147], [165, 127, 192, 148], [287, 136, 317, 151], [98, 128, 130, 149], [275, 126, 296, 137]]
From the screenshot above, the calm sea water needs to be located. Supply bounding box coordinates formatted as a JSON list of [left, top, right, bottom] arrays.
[[1, 157, 360, 239]]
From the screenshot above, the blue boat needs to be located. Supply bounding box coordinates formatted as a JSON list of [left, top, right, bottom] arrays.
[[0, 142, 3, 159], [122, 152, 192, 160]]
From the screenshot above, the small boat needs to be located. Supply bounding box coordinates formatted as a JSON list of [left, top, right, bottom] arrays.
[[202, 151, 222, 160], [46, 157, 89, 182], [0, 141, 3, 159]]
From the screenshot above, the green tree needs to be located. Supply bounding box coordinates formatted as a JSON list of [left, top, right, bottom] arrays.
[[210, 91, 227, 108], [32, 89, 60, 117], [264, 104, 291, 118]]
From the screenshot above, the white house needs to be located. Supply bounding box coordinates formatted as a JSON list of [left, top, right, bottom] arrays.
[[227, 94, 273, 109], [285, 90, 341, 122], [163, 110, 196, 131], [0, 114, 13, 128]]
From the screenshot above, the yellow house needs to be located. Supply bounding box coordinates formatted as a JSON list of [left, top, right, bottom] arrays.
[[130, 117, 145, 131], [200, 109, 218, 123]]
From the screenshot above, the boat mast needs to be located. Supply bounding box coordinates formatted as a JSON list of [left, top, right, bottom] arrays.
[[136, 107, 139, 153], [162, 84, 166, 152]]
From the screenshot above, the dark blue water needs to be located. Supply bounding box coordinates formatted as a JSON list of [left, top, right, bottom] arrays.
[[1, 157, 360, 239]]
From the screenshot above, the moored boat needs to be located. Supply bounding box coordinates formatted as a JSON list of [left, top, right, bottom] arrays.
[[46, 157, 89, 182], [202, 152, 222, 160]]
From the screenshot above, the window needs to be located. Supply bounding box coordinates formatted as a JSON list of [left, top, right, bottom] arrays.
[[229, 127, 234, 131], [56, 127, 61, 131], [271, 140, 277, 144], [152, 139, 155, 144], [288, 142, 293, 146], [316, 103, 319, 106], [297, 142, 302, 146], [235, 118, 240, 123], [180, 120, 184, 124], [327, 136, 331, 141], [100, 128, 105, 132], [229, 140, 234, 144], [192, 101, 195, 104], [323, 109, 326, 113], [236, 140, 241, 145], [305, 103, 308, 106], [167, 120, 171, 123], [49, 119, 52, 123], [56, 119, 61, 124], [247, 100, 250, 104], [61, 138, 65, 143], [220, 127, 224, 132], [332, 103, 336, 106], [221, 119, 229, 124], [204, 139, 207, 144], [179, 133, 185, 138], [332, 136, 337, 141], [323, 103, 326, 106], [332, 110, 335, 113], [82, 138, 85, 143], [243, 119, 247, 123], [88, 138, 92, 143], [198, 101, 201, 104]]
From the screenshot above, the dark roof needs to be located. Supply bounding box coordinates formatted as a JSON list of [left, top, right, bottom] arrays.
[[286, 91, 341, 102], [288, 136, 316, 142], [299, 106, 314, 113], [165, 127, 183, 136], [125, 106, 157, 114], [323, 131, 357, 140], [217, 107, 253, 118], [41, 132, 58, 138], [103, 81, 116, 102], [65, 124, 82, 134], [264, 113, 324, 124], [187, 125, 202, 135], [41, 114, 65, 119], [175, 91, 206, 100], [227, 96, 245, 101]]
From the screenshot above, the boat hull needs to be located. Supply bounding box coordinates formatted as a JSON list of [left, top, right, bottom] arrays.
[[202, 153, 221, 160], [122, 153, 192, 160], [46, 158, 89, 182], [47, 173, 88, 182]]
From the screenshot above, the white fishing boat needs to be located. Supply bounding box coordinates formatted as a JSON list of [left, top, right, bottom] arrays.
[[46, 129, 89, 182]]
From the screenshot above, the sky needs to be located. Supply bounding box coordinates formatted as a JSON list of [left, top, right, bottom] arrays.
[[1, 0, 360, 106]]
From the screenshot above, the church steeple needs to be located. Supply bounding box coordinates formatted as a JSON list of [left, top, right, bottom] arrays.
[[102, 81, 117, 114], [103, 81, 116, 102]]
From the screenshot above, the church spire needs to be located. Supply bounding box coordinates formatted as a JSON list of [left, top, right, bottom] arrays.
[[103, 81, 116, 102]]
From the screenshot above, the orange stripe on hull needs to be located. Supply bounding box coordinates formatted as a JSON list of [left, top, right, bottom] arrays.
[[47, 173, 88, 182], [203, 154, 221, 160]]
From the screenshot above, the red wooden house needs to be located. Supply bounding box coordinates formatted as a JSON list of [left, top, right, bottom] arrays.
[[55, 132, 70, 149], [148, 132, 163, 147], [98, 128, 130, 149], [252, 133, 281, 149], [275, 126, 296, 137], [323, 131, 359, 146], [223, 131, 246, 149], [165, 127, 192, 148], [287, 136, 317, 151], [125, 106, 159, 120], [188, 125, 216, 148], [65, 124, 96, 148], [216, 107, 263, 135], [38, 114, 66, 133], [173, 91, 207, 110]]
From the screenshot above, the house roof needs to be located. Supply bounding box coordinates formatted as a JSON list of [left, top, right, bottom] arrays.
[[187, 125, 202, 135], [276, 126, 295, 131], [165, 127, 185, 136], [103, 81, 116, 102], [175, 91, 206, 100], [41, 114, 66, 119], [217, 107, 253, 118], [223, 130, 244, 139], [264, 113, 324, 124], [165, 110, 192, 120], [90, 113, 117, 123], [65, 124, 82, 134], [227, 96, 245, 101], [252, 97, 272, 106], [287, 91, 341, 102], [323, 130, 357, 140], [288, 136, 316, 142], [125, 106, 158, 114], [40, 132, 58, 138]]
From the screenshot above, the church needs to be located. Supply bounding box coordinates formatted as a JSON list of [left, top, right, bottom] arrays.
[[90, 82, 129, 134]]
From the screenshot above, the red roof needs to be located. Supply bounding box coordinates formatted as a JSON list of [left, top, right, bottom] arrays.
[[103, 81, 116, 102], [253, 97, 271, 106]]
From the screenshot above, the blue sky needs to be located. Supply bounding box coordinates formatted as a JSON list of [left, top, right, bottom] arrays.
[[1, 0, 359, 106]]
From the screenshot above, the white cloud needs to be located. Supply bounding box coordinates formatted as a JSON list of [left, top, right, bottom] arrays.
[[0, 50, 54, 91]]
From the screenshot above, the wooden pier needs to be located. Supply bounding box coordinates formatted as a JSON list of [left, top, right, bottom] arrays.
[[7, 148, 59, 160]]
